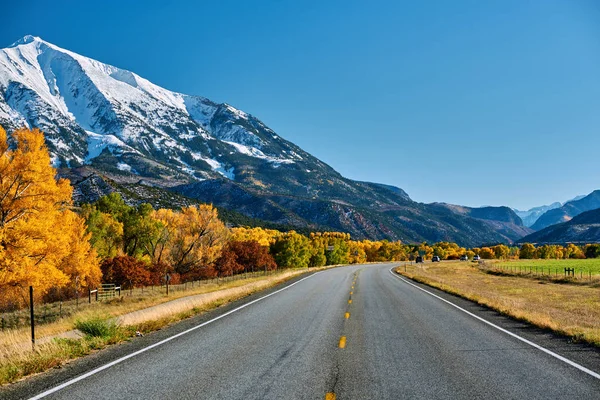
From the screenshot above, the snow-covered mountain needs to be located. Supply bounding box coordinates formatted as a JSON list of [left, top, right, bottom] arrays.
[[0, 35, 328, 186], [0, 35, 529, 246]]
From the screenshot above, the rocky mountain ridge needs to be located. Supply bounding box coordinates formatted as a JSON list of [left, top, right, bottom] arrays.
[[1, 36, 528, 246], [531, 191, 600, 231], [519, 208, 600, 244], [514, 202, 562, 227]]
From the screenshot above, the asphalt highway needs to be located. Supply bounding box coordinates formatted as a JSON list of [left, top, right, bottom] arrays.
[[9, 263, 600, 399]]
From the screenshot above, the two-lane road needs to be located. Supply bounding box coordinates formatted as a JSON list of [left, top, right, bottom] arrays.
[[13, 263, 600, 399], [337, 265, 599, 399]]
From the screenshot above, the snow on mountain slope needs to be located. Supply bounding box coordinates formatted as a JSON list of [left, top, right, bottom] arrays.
[[1, 36, 533, 246], [0, 35, 301, 181]]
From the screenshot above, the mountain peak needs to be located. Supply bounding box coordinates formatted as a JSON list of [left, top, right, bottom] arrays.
[[0, 36, 520, 246], [9, 35, 44, 47]]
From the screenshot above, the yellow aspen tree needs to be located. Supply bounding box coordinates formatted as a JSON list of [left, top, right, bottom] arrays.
[[230, 227, 280, 246], [57, 210, 102, 289], [147, 208, 178, 264], [156, 205, 228, 274], [348, 241, 367, 264], [0, 126, 100, 306]]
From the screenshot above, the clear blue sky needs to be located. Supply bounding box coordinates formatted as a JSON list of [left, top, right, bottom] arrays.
[[3, 0, 600, 210]]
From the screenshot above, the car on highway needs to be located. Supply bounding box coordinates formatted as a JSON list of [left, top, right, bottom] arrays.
[[432, 256, 441, 262], [473, 255, 481, 261], [460, 255, 469, 261], [415, 256, 424, 263]]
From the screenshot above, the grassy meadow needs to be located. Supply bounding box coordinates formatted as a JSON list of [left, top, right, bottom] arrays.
[[491, 258, 600, 278]]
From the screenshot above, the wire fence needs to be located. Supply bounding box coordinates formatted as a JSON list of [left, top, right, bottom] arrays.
[[0, 269, 278, 331], [479, 262, 600, 281]]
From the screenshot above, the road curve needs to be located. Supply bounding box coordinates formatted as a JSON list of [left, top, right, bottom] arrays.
[[7, 263, 600, 399]]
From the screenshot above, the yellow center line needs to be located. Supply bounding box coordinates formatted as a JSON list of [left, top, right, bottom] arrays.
[[345, 312, 350, 319], [325, 392, 336, 400], [339, 336, 347, 348], [350, 291, 353, 295], [348, 299, 352, 304]]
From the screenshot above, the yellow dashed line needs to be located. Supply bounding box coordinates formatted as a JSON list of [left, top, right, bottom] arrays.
[[339, 336, 347, 348], [325, 393, 336, 400], [345, 312, 350, 319], [350, 291, 353, 295], [348, 299, 352, 304]]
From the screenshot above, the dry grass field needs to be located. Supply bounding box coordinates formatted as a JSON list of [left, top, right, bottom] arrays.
[[395, 260, 600, 346]]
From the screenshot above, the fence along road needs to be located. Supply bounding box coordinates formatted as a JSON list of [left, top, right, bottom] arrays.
[[12, 263, 600, 399]]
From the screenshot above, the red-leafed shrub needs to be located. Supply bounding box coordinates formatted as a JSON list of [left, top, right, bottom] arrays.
[[147, 262, 181, 285], [100, 256, 152, 288], [181, 267, 216, 281], [229, 240, 277, 272], [213, 248, 242, 277], [213, 240, 277, 277]]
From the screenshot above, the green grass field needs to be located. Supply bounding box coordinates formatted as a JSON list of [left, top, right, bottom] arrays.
[[491, 259, 600, 277]]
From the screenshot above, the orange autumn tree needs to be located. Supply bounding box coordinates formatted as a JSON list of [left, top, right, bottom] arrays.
[[153, 205, 228, 277], [0, 126, 101, 307]]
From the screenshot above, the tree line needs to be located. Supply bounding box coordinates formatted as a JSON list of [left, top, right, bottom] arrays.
[[0, 127, 411, 309], [0, 127, 598, 310]]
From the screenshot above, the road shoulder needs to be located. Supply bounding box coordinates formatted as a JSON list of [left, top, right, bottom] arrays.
[[389, 268, 600, 378], [0, 270, 321, 400]]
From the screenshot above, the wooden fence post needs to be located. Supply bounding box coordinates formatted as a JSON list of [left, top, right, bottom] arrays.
[[29, 286, 35, 351]]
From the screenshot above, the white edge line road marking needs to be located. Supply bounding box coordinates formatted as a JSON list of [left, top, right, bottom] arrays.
[[29, 272, 322, 400], [388, 267, 600, 380]]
